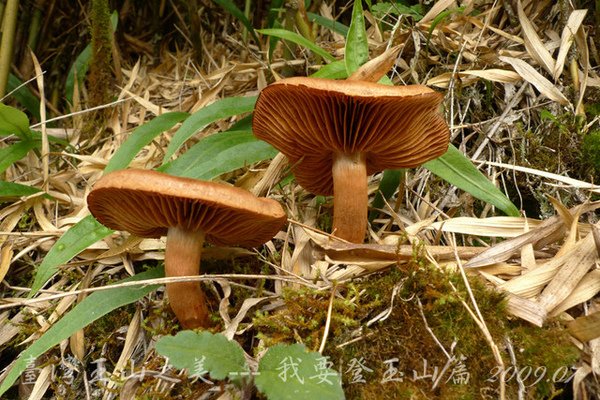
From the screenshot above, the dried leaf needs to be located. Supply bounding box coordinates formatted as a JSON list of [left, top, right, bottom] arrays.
[[568, 311, 600, 342], [517, 0, 555, 75], [553, 9, 587, 81], [500, 56, 570, 105]]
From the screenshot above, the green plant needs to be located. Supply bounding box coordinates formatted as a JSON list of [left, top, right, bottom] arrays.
[[155, 331, 345, 400]]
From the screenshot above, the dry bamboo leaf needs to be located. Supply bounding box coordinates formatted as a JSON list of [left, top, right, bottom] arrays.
[[348, 45, 401, 82], [480, 160, 600, 194], [517, 0, 555, 75], [120, 88, 169, 115], [0, 243, 13, 282], [26, 364, 52, 400], [306, 229, 485, 262], [499, 56, 570, 105], [553, 9, 587, 81], [521, 218, 537, 270], [567, 311, 600, 342], [251, 152, 288, 196], [551, 270, 600, 316], [429, 217, 541, 237], [102, 310, 141, 399], [465, 215, 565, 268], [572, 364, 592, 399], [574, 19, 590, 113], [539, 232, 597, 312], [427, 69, 521, 88], [505, 293, 546, 327], [418, 0, 456, 25], [222, 297, 274, 340], [478, 262, 522, 276]]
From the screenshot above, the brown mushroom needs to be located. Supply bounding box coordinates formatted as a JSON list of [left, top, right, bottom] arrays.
[[87, 169, 287, 328], [252, 77, 450, 243]]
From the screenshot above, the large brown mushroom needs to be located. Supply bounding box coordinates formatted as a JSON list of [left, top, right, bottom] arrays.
[[253, 77, 450, 243], [87, 169, 287, 328]]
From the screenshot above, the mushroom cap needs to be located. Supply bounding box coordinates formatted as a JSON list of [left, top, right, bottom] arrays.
[[87, 169, 287, 247], [252, 77, 450, 195]]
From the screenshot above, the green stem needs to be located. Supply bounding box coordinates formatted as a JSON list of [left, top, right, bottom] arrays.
[[0, 0, 19, 98]]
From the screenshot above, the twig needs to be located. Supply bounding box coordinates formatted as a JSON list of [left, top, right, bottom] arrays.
[[0, 274, 323, 310], [318, 283, 337, 353]]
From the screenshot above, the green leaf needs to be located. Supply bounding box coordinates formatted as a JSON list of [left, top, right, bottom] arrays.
[[29, 215, 114, 297], [160, 130, 278, 180], [7, 74, 41, 120], [369, 169, 403, 221], [162, 96, 257, 163], [311, 60, 348, 79], [105, 112, 189, 173], [0, 267, 163, 397], [213, 0, 260, 44], [0, 140, 38, 174], [424, 145, 520, 216], [345, 0, 369, 75], [0, 181, 47, 199], [307, 12, 348, 37], [65, 46, 91, 105], [0, 103, 31, 139], [156, 331, 248, 383], [258, 29, 336, 62], [255, 343, 344, 400]]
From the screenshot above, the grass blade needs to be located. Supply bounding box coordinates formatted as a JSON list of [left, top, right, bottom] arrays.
[[345, 0, 369, 75], [29, 215, 113, 296], [0, 181, 45, 199], [0, 267, 163, 396], [162, 96, 257, 163], [0, 140, 38, 174], [307, 12, 348, 37], [424, 145, 520, 216], [6, 74, 41, 120], [160, 130, 277, 180], [258, 29, 336, 62], [0, 103, 30, 139], [213, 0, 259, 44], [369, 169, 403, 221], [310, 60, 348, 79], [105, 112, 189, 173]]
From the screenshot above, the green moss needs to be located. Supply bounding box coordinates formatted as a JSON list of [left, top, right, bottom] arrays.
[[252, 246, 579, 399]]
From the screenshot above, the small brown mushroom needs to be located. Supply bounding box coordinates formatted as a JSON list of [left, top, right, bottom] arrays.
[[253, 77, 450, 243], [87, 169, 287, 328]]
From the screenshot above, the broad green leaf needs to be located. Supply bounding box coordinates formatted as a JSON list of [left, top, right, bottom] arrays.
[[311, 61, 348, 79], [29, 215, 114, 296], [156, 331, 247, 383], [307, 12, 348, 37], [0, 267, 163, 397], [255, 343, 344, 400], [105, 112, 189, 173], [0, 181, 46, 199], [258, 29, 336, 62], [0, 140, 38, 174], [424, 145, 520, 216], [345, 0, 369, 75], [0, 103, 31, 139], [369, 169, 403, 221], [162, 96, 257, 163], [7, 74, 41, 120], [161, 130, 278, 180], [213, 0, 260, 44]]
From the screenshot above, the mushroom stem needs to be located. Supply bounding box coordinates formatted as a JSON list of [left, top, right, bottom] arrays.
[[165, 226, 209, 328], [332, 152, 368, 243]]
